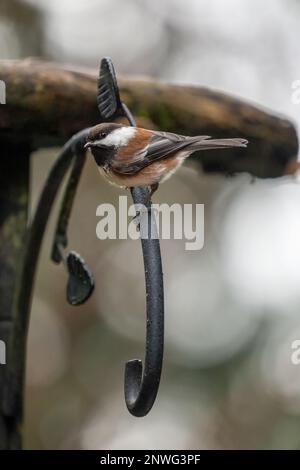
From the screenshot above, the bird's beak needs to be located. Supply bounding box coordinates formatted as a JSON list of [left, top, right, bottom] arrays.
[[84, 141, 107, 150]]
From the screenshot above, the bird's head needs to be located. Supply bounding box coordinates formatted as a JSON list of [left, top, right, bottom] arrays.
[[84, 123, 136, 166]]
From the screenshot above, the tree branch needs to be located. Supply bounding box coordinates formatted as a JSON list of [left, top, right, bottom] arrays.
[[0, 58, 298, 178]]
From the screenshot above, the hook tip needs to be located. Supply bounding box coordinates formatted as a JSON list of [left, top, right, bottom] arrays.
[[124, 359, 143, 411]]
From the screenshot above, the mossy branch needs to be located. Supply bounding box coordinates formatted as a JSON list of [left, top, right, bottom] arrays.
[[0, 58, 298, 177]]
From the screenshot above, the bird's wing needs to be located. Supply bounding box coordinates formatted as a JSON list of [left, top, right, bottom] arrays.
[[137, 131, 210, 160], [112, 131, 210, 175]]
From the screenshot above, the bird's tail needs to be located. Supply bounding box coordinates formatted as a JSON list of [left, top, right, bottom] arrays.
[[188, 137, 248, 152]]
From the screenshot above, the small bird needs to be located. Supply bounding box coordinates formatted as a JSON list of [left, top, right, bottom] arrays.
[[84, 123, 248, 197]]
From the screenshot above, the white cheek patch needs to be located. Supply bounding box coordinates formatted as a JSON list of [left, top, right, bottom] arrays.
[[100, 127, 136, 147]]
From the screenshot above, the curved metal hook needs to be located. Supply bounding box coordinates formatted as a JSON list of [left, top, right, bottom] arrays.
[[123, 109, 164, 416], [97, 56, 165, 416], [121, 102, 137, 127], [4, 129, 89, 416], [51, 147, 94, 306], [51, 151, 87, 263], [125, 186, 164, 417]]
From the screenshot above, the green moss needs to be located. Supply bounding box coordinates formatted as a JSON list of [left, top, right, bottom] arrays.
[[150, 105, 175, 130], [138, 109, 150, 119]]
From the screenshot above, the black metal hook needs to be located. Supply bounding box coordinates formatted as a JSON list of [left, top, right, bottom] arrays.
[[6, 130, 90, 417], [51, 147, 94, 306], [7, 58, 164, 421], [125, 186, 164, 416], [97, 57, 165, 417]]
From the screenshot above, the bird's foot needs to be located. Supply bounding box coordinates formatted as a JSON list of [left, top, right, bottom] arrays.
[[130, 183, 159, 229], [148, 183, 159, 204], [132, 206, 153, 229]]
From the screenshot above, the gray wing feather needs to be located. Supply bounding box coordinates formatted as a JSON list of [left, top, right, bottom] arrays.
[[135, 132, 210, 160], [114, 130, 247, 175]]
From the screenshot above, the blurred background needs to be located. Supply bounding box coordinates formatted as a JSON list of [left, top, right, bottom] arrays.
[[2, 0, 300, 449]]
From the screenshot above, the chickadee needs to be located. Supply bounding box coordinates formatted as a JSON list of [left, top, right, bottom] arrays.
[[84, 123, 248, 196]]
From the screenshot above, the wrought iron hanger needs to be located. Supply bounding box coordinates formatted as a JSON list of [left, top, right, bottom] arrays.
[[7, 57, 164, 419], [51, 145, 94, 306], [97, 57, 164, 417]]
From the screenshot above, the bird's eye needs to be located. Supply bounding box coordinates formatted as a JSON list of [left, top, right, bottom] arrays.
[[100, 132, 107, 139]]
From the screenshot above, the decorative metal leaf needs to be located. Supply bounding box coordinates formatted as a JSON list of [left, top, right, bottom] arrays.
[[97, 57, 122, 120], [66, 251, 94, 306]]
